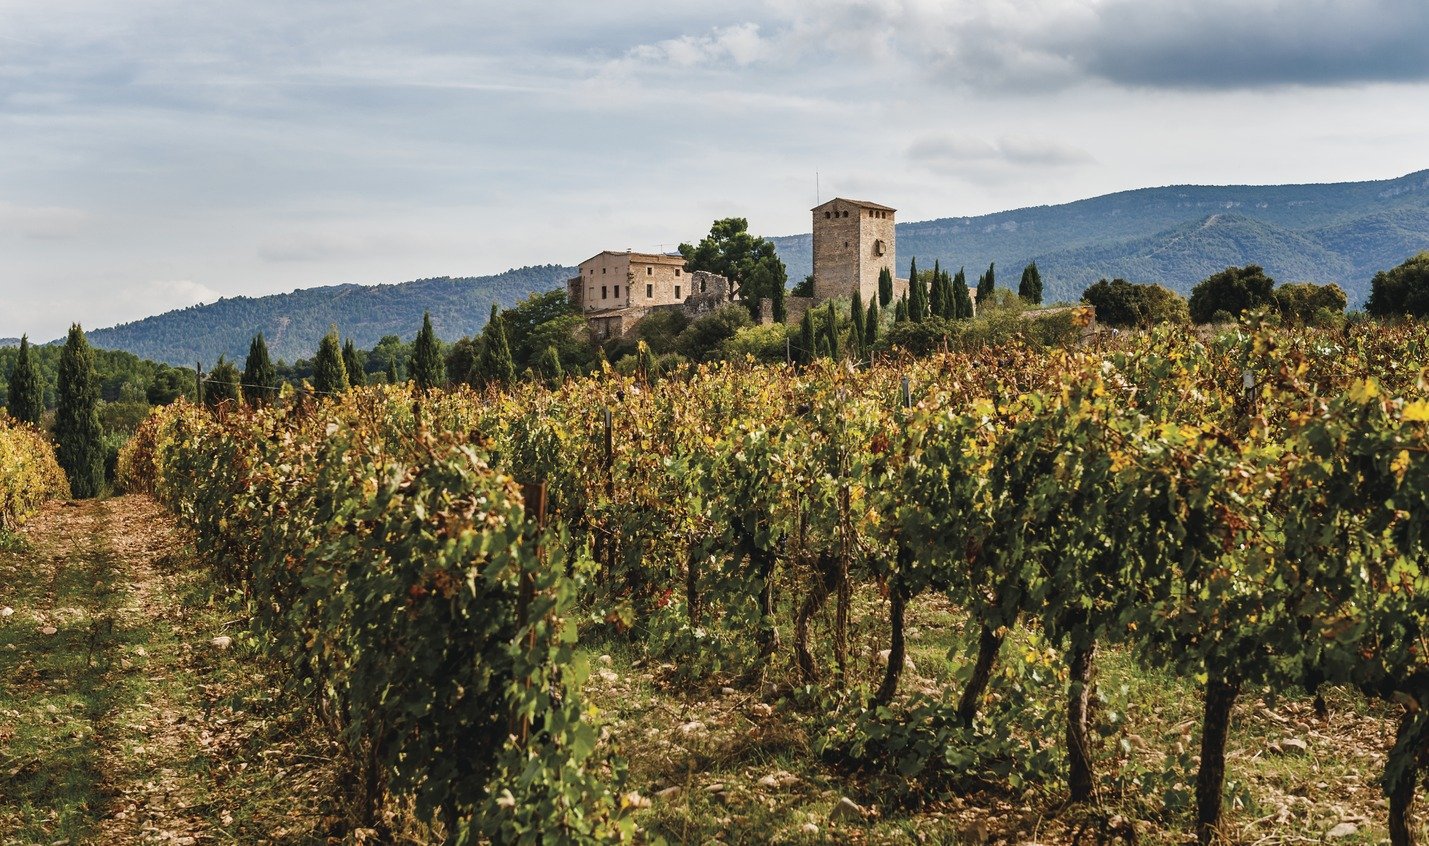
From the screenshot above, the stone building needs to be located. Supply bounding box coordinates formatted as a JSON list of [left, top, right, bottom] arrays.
[[811, 198, 907, 305], [568, 249, 736, 341]]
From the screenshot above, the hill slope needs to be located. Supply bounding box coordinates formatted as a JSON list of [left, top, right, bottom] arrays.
[[770, 170, 1429, 304], [84, 265, 574, 366]]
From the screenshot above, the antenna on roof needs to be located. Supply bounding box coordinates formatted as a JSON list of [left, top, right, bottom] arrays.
[[816, 171, 821, 205]]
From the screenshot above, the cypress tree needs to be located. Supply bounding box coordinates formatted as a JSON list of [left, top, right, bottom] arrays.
[[929, 261, 946, 318], [206, 356, 242, 409], [953, 270, 974, 319], [242, 334, 277, 406], [825, 301, 840, 360], [411, 312, 445, 391], [799, 308, 816, 364], [895, 295, 909, 324], [312, 328, 349, 396], [343, 339, 366, 387], [55, 324, 104, 498], [909, 268, 928, 322], [773, 282, 787, 324], [538, 344, 564, 388], [851, 290, 866, 347], [386, 358, 401, 385], [877, 267, 894, 308], [865, 299, 879, 348], [1019, 262, 1043, 305], [817, 332, 832, 360], [7, 335, 44, 425], [977, 262, 996, 303], [478, 304, 516, 386]]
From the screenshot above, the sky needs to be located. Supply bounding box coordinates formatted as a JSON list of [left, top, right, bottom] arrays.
[[2, 0, 1428, 340]]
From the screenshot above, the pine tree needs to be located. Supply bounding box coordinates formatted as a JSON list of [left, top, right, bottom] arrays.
[[877, 267, 894, 308], [312, 328, 349, 396], [55, 324, 104, 498], [799, 308, 816, 364], [538, 344, 564, 388], [977, 262, 996, 303], [343, 339, 366, 387], [825, 301, 840, 360], [242, 334, 277, 406], [773, 282, 787, 324], [6, 335, 44, 425], [411, 312, 445, 392], [952, 270, 974, 319], [865, 299, 879, 348], [206, 356, 242, 409], [1019, 262, 1043, 305]]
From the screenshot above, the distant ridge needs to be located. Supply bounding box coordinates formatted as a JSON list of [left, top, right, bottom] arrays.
[[81, 265, 575, 366], [770, 169, 1429, 304]]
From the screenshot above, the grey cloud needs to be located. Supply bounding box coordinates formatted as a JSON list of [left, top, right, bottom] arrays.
[[908, 134, 1094, 170]]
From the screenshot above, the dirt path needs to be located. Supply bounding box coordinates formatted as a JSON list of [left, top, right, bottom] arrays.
[[0, 495, 334, 846]]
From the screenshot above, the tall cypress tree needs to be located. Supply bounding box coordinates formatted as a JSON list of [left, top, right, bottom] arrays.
[[55, 324, 104, 498], [1019, 262, 1043, 305], [411, 312, 445, 391], [825, 301, 840, 360], [877, 267, 894, 308], [538, 344, 564, 389], [865, 299, 879, 348], [977, 262, 996, 303], [478, 304, 516, 386], [206, 356, 242, 409], [851, 290, 866, 348], [386, 358, 401, 385], [894, 295, 909, 324], [343, 339, 366, 387], [6, 335, 44, 425], [773, 282, 787, 324], [312, 328, 349, 396], [952, 270, 974, 319], [927, 261, 943, 318], [909, 268, 928, 322], [799, 308, 816, 364], [242, 334, 277, 406]]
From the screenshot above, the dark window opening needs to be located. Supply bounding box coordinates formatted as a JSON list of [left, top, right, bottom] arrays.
[[601, 285, 608, 298], [675, 285, 681, 299], [675, 269, 681, 276], [614, 285, 620, 298], [646, 283, 653, 298]]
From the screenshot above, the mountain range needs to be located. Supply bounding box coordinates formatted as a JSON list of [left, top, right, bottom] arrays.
[[770, 169, 1429, 304], [28, 169, 1429, 366]]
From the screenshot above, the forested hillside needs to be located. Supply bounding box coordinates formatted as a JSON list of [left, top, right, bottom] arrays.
[[772, 169, 1429, 304], [80, 265, 575, 366]]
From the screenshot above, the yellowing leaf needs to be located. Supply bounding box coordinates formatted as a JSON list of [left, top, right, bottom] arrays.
[[1403, 400, 1429, 422], [1348, 378, 1380, 404]]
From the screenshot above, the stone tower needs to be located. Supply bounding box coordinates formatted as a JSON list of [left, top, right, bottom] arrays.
[[811, 198, 896, 304]]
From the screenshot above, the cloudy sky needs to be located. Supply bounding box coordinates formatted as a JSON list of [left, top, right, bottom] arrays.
[[2, 0, 1427, 340]]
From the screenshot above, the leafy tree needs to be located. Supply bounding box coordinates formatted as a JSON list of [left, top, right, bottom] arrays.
[[1081, 279, 1189, 328], [313, 328, 349, 396], [1019, 262, 1043, 305], [952, 268, 973, 319], [343, 339, 367, 386], [878, 267, 894, 308], [1274, 282, 1347, 325], [676, 305, 753, 363], [865, 299, 879, 348], [502, 291, 580, 370], [1188, 265, 1276, 324], [679, 218, 788, 315], [242, 334, 277, 406], [206, 357, 242, 408], [6, 335, 43, 425], [372, 334, 409, 381], [55, 324, 104, 498], [976, 262, 995, 303], [1366, 252, 1429, 318], [791, 275, 814, 298], [445, 337, 481, 387], [411, 312, 445, 391]]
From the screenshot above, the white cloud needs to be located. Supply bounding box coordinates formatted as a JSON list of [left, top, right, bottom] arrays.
[[909, 133, 1095, 170], [0, 201, 91, 240]]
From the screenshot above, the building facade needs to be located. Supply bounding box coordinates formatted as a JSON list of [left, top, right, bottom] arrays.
[[811, 198, 899, 304], [569, 250, 690, 313]]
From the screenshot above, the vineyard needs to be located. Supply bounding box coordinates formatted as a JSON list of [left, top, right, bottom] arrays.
[[108, 322, 1429, 844], [0, 414, 67, 532]]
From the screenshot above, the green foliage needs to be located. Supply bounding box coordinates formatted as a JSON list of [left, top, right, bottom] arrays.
[[791, 275, 814, 298], [477, 304, 517, 387], [799, 308, 816, 364], [908, 259, 929, 322], [411, 312, 446, 391], [242, 334, 277, 406], [1019, 262, 1043, 305], [0, 415, 67, 529], [312, 328, 349, 396], [1189, 265, 1277, 324], [0, 341, 196, 412], [1275, 281, 1348, 325], [1081, 278, 1190, 328], [850, 290, 866, 354], [865, 299, 879, 348], [824, 301, 840, 360], [54, 325, 104, 499], [676, 305, 754, 363], [205, 357, 242, 409], [1366, 252, 1429, 318], [878, 267, 894, 307], [6, 336, 43, 425], [342, 339, 367, 387], [952, 269, 974, 319], [976, 262, 996, 303], [679, 218, 788, 316], [538, 344, 564, 388], [772, 278, 787, 323]]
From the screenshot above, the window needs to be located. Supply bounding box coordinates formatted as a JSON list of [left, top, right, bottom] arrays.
[[842, 210, 848, 218], [647, 266, 653, 275], [601, 285, 608, 298], [700, 278, 707, 293], [824, 211, 831, 219], [646, 283, 653, 298], [675, 285, 681, 299], [675, 269, 681, 276], [614, 285, 620, 298], [602, 267, 607, 274]]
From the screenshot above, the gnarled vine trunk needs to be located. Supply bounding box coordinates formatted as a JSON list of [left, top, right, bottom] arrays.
[[1389, 709, 1425, 846], [873, 579, 907, 707], [1066, 640, 1097, 803], [957, 624, 1005, 724], [1196, 677, 1240, 846], [795, 553, 841, 683]]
